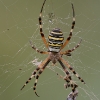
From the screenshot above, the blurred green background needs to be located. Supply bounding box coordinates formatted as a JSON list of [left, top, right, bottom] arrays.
[[0, 0, 100, 100]]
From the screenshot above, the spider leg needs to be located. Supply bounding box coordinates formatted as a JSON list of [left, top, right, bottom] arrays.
[[60, 57, 85, 84], [20, 57, 50, 91], [61, 39, 82, 55], [58, 59, 78, 92], [20, 67, 39, 90], [39, 0, 48, 48], [30, 41, 49, 54], [34, 58, 51, 97], [61, 3, 75, 50], [57, 73, 77, 91]]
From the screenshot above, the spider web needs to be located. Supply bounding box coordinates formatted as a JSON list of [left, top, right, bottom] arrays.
[[0, 0, 100, 100]]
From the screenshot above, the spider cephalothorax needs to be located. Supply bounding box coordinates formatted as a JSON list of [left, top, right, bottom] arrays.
[[21, 0, 85, 97], [49, 52, 61, 64]]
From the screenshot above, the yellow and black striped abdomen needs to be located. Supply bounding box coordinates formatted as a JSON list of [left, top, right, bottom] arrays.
[[48, 28, 64, 52]]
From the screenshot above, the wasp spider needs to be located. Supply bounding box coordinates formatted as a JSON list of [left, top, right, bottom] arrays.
[[21, 0, 85, 97]]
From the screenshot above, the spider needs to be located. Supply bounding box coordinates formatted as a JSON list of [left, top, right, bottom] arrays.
[[21, 0, 85, 97]]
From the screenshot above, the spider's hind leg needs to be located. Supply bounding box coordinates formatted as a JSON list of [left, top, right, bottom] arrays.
[[38, 0, 48, 48], [61, 3, 75, 50]]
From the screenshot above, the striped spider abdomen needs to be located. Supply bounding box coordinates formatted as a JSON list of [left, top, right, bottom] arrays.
[[48, 28, 64, 52]]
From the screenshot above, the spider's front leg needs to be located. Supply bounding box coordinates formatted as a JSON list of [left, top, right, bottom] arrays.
[[20, 67, 39, 90], [58, 59, 78, 92], [34, 58, 51, 97], [21, 57, 51, 97], [60, 57, 85, 84]]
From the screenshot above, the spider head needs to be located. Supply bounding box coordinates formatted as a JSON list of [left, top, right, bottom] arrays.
[[48, 28, 64, 53]]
